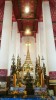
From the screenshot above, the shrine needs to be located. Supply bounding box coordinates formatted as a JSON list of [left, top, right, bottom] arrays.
[[0, 0, 56, 99], [9, 44, 48, 98]]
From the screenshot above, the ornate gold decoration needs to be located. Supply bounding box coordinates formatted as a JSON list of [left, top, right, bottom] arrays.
[[23, 45, 34, 76]]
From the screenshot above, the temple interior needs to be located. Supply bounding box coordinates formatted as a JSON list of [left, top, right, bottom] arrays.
[[0, 0, 56, 99]]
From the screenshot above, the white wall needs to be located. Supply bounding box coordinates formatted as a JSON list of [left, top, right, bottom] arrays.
[[20, 36, 36, 67], [0, 47, 1, 57]]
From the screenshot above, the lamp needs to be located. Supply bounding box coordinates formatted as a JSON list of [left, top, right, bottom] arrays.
[[25, 6, 30, 13], [25, 28, 31, 35]]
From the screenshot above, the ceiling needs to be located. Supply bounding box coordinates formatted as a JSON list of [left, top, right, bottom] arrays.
[[12, 0, 42, 37], [0, 0, 56, 39]]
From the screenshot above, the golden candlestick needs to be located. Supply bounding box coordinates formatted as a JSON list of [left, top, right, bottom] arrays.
[[41, 73, 44, 87]]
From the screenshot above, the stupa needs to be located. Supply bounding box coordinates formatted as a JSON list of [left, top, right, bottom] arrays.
[[23, 45, 34, 77]]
